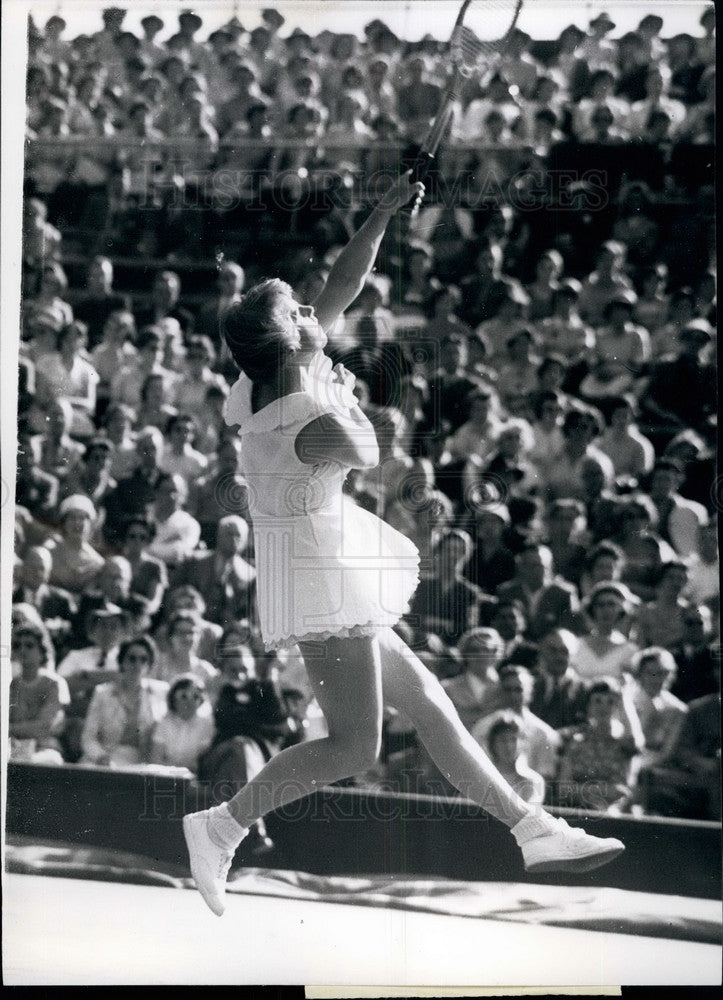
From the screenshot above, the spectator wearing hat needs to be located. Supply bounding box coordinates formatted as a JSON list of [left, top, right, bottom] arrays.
[[579, 12, 617, 73], [497, 542, 582, 642], [176, 11, 211, 74], [149, 673, 214, 771], [47, 495, 105, 594], [441, 628, 505, 732], [577, 582, 640, 683], [530, 629, 586, 730], [139, 14, 165, 67], [597, 394, 654, 482], [466, 502, 516, 596], [58, 436, 116, 510], [407, 528, 485, 648], [640, 320, 716, 438]]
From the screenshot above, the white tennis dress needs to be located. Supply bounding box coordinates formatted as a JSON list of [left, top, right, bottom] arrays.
[[224, 368, 420, 650]]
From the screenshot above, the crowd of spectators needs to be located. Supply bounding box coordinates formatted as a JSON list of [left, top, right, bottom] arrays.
[[11, 6, 719, 825]]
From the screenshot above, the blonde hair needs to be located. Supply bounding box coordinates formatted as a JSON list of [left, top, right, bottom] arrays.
[[222, 278, 299, 380]]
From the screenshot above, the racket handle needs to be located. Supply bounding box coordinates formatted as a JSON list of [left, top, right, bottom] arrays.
[[400, 152, 435, 217]]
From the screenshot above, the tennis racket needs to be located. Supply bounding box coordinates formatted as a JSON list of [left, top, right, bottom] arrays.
[[404, 0, 524, 212]]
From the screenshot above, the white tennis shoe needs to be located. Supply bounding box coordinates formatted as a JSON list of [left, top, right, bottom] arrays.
[[513, 813, 625, 874], [183, 810, 235, 916]]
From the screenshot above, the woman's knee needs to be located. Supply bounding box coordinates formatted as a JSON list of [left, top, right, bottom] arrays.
[[328, 727, 382, 773]]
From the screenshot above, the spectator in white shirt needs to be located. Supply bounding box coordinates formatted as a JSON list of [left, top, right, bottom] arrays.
[[161, 413, 209, 480], [147, 473, 201, 569]]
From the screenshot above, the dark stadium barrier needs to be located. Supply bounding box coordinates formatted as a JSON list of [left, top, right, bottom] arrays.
[[6, 762, 720, 899]]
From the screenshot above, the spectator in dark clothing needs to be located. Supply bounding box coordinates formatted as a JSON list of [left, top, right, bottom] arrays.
[[72, 256, 130, 350], [16, 428, 58, 526], [466, 503, 517, 596], [640, 321, 717, 440], [497, 542, 583, 641], [529, 628, 587, 729], [670, 606, 720, 705], [406, 529, 484, 648], [458, 241, 512, 328], [424, 334, 482, 431], [101, 425, 165, 547], [134, 270, 195, 336]]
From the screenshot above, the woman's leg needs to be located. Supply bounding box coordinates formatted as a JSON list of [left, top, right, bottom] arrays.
[[377, 628, 535, 827], [223, 635, 383, 829]]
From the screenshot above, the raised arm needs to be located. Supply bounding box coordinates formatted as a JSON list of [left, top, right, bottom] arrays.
[[312, 171, 424, 332]]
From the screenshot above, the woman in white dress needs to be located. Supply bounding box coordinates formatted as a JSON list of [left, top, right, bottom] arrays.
[[182, 172, 624, 916]]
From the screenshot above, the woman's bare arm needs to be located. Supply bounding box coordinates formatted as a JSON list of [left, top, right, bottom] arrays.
[[312, 171, 424, 332]]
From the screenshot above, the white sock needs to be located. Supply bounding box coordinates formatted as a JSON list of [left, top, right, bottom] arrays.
[[510, 811, 559, 846], [206, 803, 248, 850]]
